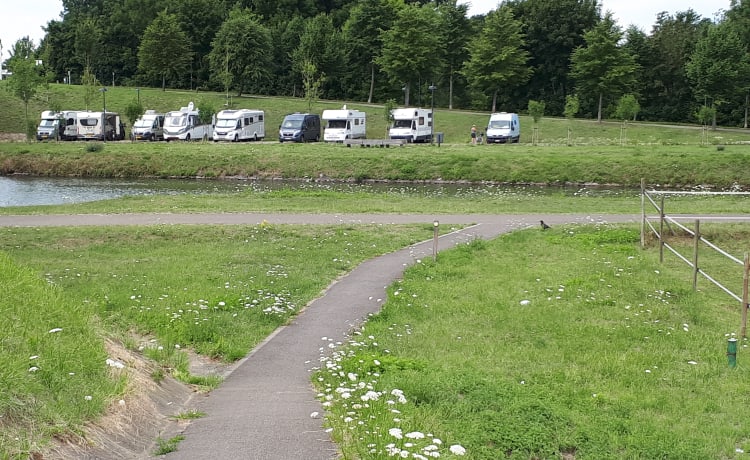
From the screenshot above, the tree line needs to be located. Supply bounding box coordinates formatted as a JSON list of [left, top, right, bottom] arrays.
[[4, 0, 750, 127]]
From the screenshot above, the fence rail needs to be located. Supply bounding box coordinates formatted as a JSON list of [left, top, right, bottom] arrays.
[[640, 179, 750, 336]]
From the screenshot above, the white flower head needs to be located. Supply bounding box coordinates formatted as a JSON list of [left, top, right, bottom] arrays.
[[449, 444, 467, 455]]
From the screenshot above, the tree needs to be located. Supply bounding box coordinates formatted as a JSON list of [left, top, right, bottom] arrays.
[[5, 39, 44, 140], [301, 60, 323, 113], [613, 93, 640, 144], [377, 3, 443, 106], [437, 1, 471, 110], [570, 13, 638, 122], [292, 14, 345, 99], [527, 99, 545, 145], [563, 93, 580, 145], [137, 11, 192, 90], [208, 8, 273, 97], [462, 6, 531, 112], [686, 22, 750, 129]]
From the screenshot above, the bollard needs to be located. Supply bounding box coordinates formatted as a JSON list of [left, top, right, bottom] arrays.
[[433, 220, 439, 261], [728, 338, 738, 368]]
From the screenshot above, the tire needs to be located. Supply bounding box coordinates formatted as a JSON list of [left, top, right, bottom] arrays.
[[233, 134, 238, 142], [254, 134, 258, 142], [185, 134, 191, 141]]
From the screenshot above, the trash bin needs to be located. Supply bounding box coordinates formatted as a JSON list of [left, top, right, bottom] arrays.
[[436, 132, 444, 146]]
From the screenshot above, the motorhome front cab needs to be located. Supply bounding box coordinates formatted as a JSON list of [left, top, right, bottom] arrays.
[[388, 108, 432, 143], [486, 112, 520, 143], [213, 109, 265, 142], [322, 106, 366, 142], [164, 102, 213, 141], [132, 110, 165, 141], [36, 111, 63, 141]]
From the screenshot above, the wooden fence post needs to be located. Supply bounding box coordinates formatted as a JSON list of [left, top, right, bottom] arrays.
[[742, 253, 749, 338], [692, 220, 700, 290]]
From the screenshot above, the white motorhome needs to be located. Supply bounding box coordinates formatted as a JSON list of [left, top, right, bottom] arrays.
[[76, 111, 126, 141], [213, 109, 265, 142], [36, 111, 64, 141], [60, 110, 82, 141], [164, 102, 213, 141], [322, 106, 366, 142], [131, 110, 165, 141], [388, 108, 432, 143], [486, 112, 520, 144]]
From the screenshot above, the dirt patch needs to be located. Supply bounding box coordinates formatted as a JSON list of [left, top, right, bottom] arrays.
[[40, 340, 232, 459], [0, 133, 26, 142]]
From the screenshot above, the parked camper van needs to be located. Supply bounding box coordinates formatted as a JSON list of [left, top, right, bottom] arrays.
[[486, 112, 520, 144], [36, 111, 64, 141], [278, 113, 320, 143], [164, 102, 213, 141], [322, 106, 366, 142], [213, 109, 265, 142], [131, 110, 165, 141], [76, 111, 126, 141], [61, 111, 81, 141], [388, 108, 432, 143]]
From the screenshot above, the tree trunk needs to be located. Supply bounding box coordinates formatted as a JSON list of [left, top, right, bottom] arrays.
[[404, 82, 410, 106], [368, 62, 374, 104], [491, 90, 498, 113], [162, 74, 166, 91], [449, 65, 454, 110], [597, 93, 603, 123]]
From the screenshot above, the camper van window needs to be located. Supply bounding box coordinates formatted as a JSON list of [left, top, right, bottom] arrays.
[[259, 114, 264, 121], [134, 119, 151, 128], [329, 120, 347, 129], [40, 120, 55, 127], [283, 119, 302, 129], [489, 120, 510, 129], [247, 117, 253, 125], [216, 119, 235, 128], [167, 115, 186, 127], [81, 118, 99, 127], [393, 120, 411, 129], [67, 118, 75, 126], [418, 117, 425, 126]]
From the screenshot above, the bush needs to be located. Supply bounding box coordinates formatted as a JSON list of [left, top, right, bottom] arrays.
[[85, 142, 105, 152]]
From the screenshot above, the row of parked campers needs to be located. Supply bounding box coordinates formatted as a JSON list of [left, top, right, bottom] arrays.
[[36, 110, 126, 141]]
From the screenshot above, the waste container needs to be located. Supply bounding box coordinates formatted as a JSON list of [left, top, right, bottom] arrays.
[[436, 132, 444, 146]]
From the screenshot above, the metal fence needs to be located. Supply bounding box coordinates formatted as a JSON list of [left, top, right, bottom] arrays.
[[640, 179, 750, 336]]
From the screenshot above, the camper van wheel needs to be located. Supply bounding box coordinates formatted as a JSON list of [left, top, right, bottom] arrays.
[[185, 134, 191, 141], [233, 134, 238, 142], [254, 134, 258, 142], [203, 134, 209, 141]]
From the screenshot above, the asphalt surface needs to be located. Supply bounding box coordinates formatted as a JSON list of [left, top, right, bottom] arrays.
[[0, 212, 639, 459]]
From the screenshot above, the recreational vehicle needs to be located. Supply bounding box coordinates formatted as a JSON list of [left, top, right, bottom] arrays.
[[213, 109, 265, 142], [278, 113, 320, 143], [61, 111, 82, 141], [485, 112, 520, 144], [388, 108, 432, 143], [322, 106, 366, 142], [131, 110, 165, 141], [36, 111, 63, 141], [164, 102, 213, 141], [76, 111, 126, 141]]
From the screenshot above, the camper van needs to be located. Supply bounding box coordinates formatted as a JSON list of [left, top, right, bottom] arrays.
[[388, 108, 432, 143], [76, 111, 126, 141], [322, 106, 366, 142], [36, 111, 64, 141], [213, 109, 265, 142], [278, 113, 320, 143], [164, 102, 213, 141], [61, 111, 82, 141], [486, 112, 520, 144], [131, 110, 165, 141]]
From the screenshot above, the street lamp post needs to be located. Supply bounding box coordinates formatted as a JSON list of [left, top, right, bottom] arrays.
[[99, 87, 108, 141], [136, 87, 140, 106], [428, 84, 437, 145]]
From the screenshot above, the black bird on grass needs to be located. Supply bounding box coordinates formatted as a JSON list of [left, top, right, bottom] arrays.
[[540, 220, 551, 230]]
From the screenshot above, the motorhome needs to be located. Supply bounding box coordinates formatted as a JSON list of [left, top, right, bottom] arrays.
[[322, 106, 366, 142], [61, 111, 82, 141], [76, 111, 126, 141], [485, 112, 520, 143], [36, 111, 64, 141], [164, 102, 213, 141], [213, 109, 265, 142], [388, 108, 432, 143], [278, 113, 320, 143], [131, 110, 165, 141]]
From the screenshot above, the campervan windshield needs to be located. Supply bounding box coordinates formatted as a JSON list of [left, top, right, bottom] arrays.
[[393, 120, 412, 128], [489, 119, 510, 129], [216, 118, 239, 129], [327, 120, 347, 129], [39, 119, 56, 128], [133, 119, 152, 128], [282, 118, 303, 129], [167, 115, 187, 127]]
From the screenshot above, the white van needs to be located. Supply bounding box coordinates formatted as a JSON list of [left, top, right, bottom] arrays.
[[388, 108, 432, 143], [76, 112, 126, 141], [164, 102, 213, 141], [61, 111, 82, 141], [213, 109, 265, 142], [131, 110, 165, 141], [486, 112, 520, 144], [322, 106, 366, 142], [36, 111, 63, 141]]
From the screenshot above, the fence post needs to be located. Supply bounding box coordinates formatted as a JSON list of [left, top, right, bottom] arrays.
[[742, 253, 749, 338], [640, 178, 645, 249], [692, 220, 700, 290], [659, 195, 665, 263]]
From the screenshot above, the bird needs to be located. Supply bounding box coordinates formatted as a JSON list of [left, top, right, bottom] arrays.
[[540, 220, 551, 230]]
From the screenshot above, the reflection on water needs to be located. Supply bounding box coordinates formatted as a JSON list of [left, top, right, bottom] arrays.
[[0, 176, 635, 207]]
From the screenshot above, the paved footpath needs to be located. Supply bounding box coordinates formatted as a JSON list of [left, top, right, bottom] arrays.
[[0, 212, 638, 459]]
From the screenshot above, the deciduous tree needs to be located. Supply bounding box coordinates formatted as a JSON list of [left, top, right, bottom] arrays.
[[137, 11, 192, 90]]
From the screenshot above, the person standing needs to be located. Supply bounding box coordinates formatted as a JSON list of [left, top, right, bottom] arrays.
[[471, 124, 477, 144]]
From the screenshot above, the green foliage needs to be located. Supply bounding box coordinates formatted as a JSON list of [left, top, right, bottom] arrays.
[[84, 142, 104, 153], [153, 435, 185, 455], [124, 100, 144, 129], [383, 98, 397, 137], [81, 66, 99, 111], [196, 101, 216, 126], [138, 12, 192, 90], [695, 105, 716, 125], [528, 99, 546, 124], [564, 94, 580, 120], [292, 14, 344, 100], [5, 42, 44, 123], [614, 94, 641, 121], [301, 60, 323, 113]]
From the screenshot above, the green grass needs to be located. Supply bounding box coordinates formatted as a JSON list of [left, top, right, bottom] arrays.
[[314, 224, 750, 459], [153, 435, 185, 455]]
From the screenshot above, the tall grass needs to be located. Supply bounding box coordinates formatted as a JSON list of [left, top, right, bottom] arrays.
[[314, 224, 750, 459]]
